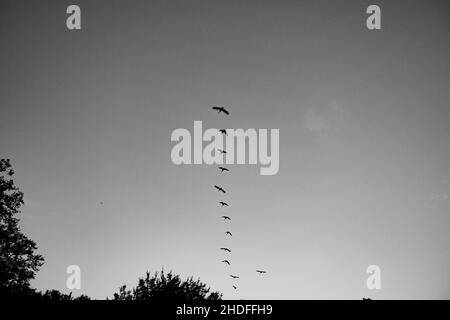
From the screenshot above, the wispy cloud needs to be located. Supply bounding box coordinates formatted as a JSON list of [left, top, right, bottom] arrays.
[[429, 193, 449, 202], [302, 108, 329, 133], [302, 101, 348, 135]]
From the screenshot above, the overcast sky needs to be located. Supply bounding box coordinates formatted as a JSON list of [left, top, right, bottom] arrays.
[[0, 0, 449, 299]]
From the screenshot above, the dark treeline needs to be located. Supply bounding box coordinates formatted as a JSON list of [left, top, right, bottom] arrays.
[[0, 159, 221, 301]]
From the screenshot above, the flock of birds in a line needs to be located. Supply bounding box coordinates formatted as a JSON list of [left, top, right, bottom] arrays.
[[98, 105, 267, 293], [212, 105, 267, 292], [95, 106, 372, 299]]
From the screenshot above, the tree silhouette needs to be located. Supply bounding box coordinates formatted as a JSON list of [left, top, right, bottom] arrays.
[[0, 159, 44, 298], [113, 269, 222, 301], [0, 159, 221, 301], [39, 289, 91, 301]]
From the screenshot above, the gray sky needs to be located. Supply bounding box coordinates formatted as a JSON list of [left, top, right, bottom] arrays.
[[0, 0, 449, 299]]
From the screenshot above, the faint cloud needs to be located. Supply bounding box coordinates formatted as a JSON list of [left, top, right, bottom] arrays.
[[302, 101, 348, 135], [329, 100, 345, 114], [302, 108, 329, 133], [429, 193, 448, 202]]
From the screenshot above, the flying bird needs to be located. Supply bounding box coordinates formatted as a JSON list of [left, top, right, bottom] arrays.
[[217, 149, 227, 154], [212, 106, 230, 115], [218, 167, 229, 173], [220, 247, 231, 252], [230, 275, 239, 279], [219, 201, 229, 207], [221, 260, 230, 265], [225, 231, 232, 236], [214, 185, 226, 193], [221, 216, 231, 221], [233, 285, 238, 290], [256, 270, 267, 274], [219, 129, 228, 136]]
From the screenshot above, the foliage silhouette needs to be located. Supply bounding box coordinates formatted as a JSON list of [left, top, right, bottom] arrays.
[[113, 269, 222, 301], [0, 159, 44, 298], [0, 159, 221, 301], [39, 289, 91, 301]]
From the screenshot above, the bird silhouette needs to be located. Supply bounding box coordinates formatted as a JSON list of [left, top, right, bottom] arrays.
[[221, 260, 230, 265], [218, 166, 229, 173], [212, 106, 230, 115], [219, 129, 228, 136], [230, 275, 239, 279], [220, 247, 231, 252], [217, 149, 227, 154], [256, 270, 267, 274], [221, 216, 231, 221], [219, 201, 229, 207], [214, 185, 226, 193], [225, 231, 232, 236], [232, 285, 238, 290]]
